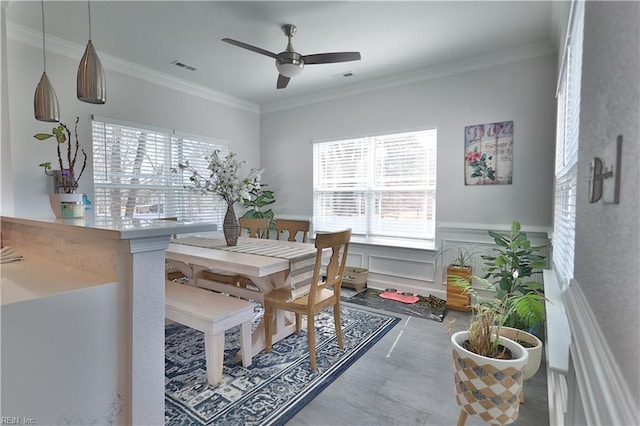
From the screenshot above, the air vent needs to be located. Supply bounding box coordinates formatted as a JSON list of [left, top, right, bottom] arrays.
[[170, 60, 197, 71], [330, 71, 355, 80]]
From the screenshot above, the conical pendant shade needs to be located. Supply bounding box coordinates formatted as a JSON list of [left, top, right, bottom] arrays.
[[34, 71, 59, 122], [77, 39, 106, 103]]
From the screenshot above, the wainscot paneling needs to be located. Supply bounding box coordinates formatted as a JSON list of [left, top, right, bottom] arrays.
[[435, 222, 551, 293], [563, 278, 638, 425], [346, 241, 439, 297]]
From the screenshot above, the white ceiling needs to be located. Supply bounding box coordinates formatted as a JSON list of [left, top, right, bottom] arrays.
[[6, 1, 559, 109]]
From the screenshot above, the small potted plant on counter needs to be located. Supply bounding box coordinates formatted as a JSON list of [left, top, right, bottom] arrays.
[[34, 116, 88, 218]]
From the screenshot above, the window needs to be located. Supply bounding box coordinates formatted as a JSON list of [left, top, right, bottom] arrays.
[[313, 129, 437, 244], [553, 0, 583, 289], [92, 116, 228, 226]]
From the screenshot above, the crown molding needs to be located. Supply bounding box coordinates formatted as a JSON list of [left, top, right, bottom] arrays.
[[261, 40, 557, 114], [8, 19, 555, 116], [7, 22, 259, 114]]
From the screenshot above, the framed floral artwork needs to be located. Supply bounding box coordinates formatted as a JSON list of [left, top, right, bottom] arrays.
[[464, 120, 513, 185]]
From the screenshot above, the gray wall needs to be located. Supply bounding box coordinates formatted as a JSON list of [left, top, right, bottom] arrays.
[[575, 0, 639, 401], [3, 36, 260, 217], [260, 53, 557, 230]]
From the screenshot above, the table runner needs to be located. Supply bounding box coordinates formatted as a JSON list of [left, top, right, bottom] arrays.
[[172, 237, 317, 293]]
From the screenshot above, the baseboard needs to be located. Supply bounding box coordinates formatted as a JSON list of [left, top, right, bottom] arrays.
[[563, 279, 638, 425]]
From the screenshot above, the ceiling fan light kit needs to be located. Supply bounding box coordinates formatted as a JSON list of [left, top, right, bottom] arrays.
[[222, 23, 361, 89], [276, 52, 304, 78]]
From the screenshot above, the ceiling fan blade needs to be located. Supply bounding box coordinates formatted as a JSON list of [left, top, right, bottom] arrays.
[[221, 38, 277, 59], [303, 52, 361, 64], [277, 74, 290, 89]]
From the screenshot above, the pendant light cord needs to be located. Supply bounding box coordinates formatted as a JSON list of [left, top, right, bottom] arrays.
[[87, 0, 92, 41], [40, 0, 46, 71]]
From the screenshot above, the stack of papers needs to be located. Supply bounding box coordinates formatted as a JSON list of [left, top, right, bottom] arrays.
[[0, 247, 24, 263]]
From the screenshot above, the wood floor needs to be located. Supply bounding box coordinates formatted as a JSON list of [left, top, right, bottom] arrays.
[[287, 302, 549, 426]]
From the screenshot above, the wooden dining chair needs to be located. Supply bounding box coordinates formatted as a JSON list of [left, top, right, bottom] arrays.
[[239, 217, 271, 239], [263, 228, 351, 371], [275, 219, 310, 243]]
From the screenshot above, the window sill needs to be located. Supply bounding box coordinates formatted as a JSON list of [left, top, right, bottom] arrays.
[[346, 235, 435, 251]]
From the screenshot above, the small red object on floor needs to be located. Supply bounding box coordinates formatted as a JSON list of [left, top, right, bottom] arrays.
[[379, 290, 419, 304]]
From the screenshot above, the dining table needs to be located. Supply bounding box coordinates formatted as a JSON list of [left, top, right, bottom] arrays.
[[165, 235, 319, 356]]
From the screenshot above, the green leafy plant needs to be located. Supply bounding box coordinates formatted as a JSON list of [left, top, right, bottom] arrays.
[[240, 185, 276, 227], [446, 244, 477, 269], [447, 273, 545, 358], [481, 221, 546, 330], [34, 117, 88, 194]]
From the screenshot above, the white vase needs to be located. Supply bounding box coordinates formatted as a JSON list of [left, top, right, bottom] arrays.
[[451, 330, 528, 425], [49, 193, 84, 218]]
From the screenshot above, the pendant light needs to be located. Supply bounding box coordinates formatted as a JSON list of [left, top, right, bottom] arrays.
[[77, 0, 105, 104], [34, 0, 59, 122]]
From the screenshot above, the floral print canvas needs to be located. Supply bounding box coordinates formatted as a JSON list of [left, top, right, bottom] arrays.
[[464, 121, 513, 185]]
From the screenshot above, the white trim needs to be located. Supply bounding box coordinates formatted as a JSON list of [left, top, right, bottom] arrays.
[[563, 278, 638, 425], [92, 114, 171, 136], [7, 22, 259, 114], [311, 124, 438, 146], [7, 20, 553, 115], [262, 40, 556, 113], [127, 236, 171, 254], [437, 221, 552, 238]]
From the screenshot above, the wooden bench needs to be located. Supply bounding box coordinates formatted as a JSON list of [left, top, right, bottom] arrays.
[[165, 281, 254, 385]]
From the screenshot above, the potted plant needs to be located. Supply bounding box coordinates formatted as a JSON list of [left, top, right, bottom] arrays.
[[34, 117, 88, 218], [240, 184, 276, 238], [448, 285, 531, 425], [449, 221, 548, 405], [481, 221, 546, 332], [442, 245, 476, 312], [479, 221, 547, 401]]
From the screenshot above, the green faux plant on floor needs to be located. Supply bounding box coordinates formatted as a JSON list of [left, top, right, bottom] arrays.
[[482, 221, 546, 330], [447, 272, 545, 358]]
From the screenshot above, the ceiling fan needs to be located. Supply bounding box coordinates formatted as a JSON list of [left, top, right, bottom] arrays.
[[222, 24, 361, 89]]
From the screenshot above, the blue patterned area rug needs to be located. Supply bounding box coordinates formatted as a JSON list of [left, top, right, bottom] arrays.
[[165, 304, 400, 425]]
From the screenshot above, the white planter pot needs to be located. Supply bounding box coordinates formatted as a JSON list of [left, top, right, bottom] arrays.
[[497, 327, 543, 381], [451, 330, 528, 425], [49, 193, 84, 218]]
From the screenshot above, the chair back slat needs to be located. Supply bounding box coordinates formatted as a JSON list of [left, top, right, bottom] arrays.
[[307, 229, 351, 305], [263, 228, 352, 370], [275, 219, 310, 243], [239, 217, 271, 239]]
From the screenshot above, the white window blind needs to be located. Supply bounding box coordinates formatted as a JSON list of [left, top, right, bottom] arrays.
[[553, 0, 583, 289], [92, 117, 228, 225], [313, 129, 437, 242]]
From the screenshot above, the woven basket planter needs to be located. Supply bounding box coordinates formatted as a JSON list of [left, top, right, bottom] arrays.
[[451, 331, 528, 425]]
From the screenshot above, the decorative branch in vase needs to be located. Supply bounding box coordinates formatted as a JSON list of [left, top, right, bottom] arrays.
[[175, 150, 263, 246], [34, 116, 88, 194]]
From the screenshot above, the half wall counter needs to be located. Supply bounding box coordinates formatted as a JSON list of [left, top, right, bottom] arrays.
[[0, 215, 216, 425]]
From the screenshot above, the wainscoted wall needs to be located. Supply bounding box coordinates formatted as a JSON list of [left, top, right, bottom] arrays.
[[436, 222, 550, 296], [562, 278, 637, 426], [347, 222, 550, 300], [346, 241, 438, 297]]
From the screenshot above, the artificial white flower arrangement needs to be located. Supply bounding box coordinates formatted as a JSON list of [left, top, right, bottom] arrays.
[[176, 150, 263, 205]]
